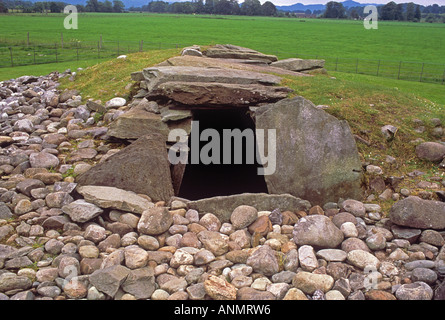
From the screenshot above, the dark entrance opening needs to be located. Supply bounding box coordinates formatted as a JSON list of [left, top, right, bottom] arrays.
[[178, 108, 269, 200]]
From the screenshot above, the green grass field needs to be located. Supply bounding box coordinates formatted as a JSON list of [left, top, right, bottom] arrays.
[[1, 13, 445, 63], [0, 13, 444, 107]]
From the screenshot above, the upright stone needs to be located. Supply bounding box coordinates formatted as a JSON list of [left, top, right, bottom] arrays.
[[76, 134, 174, 202], [255, 96, 363, 206]]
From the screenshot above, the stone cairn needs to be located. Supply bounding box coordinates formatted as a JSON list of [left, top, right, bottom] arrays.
[[0, 44, 444, 301]]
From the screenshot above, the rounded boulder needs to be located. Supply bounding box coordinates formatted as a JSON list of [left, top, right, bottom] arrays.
[[293, 215, 344, 248]]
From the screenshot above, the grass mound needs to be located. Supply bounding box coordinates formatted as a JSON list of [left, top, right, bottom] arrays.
[[58, 49, 444, 212], [59, 48, 181, 102]]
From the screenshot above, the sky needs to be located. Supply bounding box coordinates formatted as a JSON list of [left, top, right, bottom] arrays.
[[273, 0, 444, 5]]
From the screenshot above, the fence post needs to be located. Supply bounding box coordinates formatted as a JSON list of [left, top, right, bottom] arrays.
[[442, 67, 445, 85], [419, 63, 424, 82], [117, 40, 120, 56], [76, 47, 79, 61], [9, 47, 13, 67], [61, 32, 63, 49], [335, 57, 338, 71], [376, 60, 381, 77], [99, 35, 102, 49], [397, 61, 402, 80], [55, 43, 58, 63], [33, 46, 36, 64], [355, 58, 359, 74], [27, 32, 30, 47]]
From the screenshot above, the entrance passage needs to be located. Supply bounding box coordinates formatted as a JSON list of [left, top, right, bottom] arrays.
[[178, 108, 268, 200]]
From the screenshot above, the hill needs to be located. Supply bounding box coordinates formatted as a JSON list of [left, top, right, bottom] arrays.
[[276, 1, 380, 12]]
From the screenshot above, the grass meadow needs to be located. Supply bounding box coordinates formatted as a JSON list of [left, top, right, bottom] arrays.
[[1, 13, 445, 63], [0, 13, 444, 107]]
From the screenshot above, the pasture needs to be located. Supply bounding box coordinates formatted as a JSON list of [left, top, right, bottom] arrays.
[[0, 13, 444, 108], [0, 13, 445, 63]]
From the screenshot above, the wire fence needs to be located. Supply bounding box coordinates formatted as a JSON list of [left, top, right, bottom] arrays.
[[0, 40, 185, 68], [284, 52, 445, 85], [1, 39, 445, 85]]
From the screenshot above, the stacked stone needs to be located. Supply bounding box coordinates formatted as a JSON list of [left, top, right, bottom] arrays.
[[0, 48, 444, 301]]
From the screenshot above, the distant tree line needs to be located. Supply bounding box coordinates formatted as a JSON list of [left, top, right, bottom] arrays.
[[320, 1, 444, 23], [1, 0, 444, 22], [378, 1, 444, 22], [82, 0, 125, 12], [129, 0, 277, 17], [1, 0, 125, 12]]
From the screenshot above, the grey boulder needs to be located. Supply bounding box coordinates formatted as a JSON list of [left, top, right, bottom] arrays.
[[293, 215, 344, 248], [255, 96, 363, 206], [390, 196, 445, 230]]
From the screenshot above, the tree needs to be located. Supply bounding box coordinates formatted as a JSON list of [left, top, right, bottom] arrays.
[[215, 0, 239, 15], [406, 2, 415, 21], [430, 4, 439, 14], [0, 0, 8, 13], [349, 8, 359, 19], [261, 1, 276, 16], [323, 1, 345, 19], [381, 1, 397, 20], [394, 3, 404, 21], [425, 13, 436, 23], [414, 5, 421, 21], [113, 0, 124, 12], [148, 1, 169, 12], [240, 0, 261, 16], [204, 0, 214, 13], [193, 0, 204, 13], [100, 0, 113, 12], [86, 0, 100, 12], [33, 1, 46, 12]]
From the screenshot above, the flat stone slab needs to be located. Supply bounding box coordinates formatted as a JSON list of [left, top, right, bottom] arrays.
[[203, 44, 278, 63], [108, 106, 169, 140], [271, 58, 325, 72], [142, 66, 282, 92], [76, 185, 154, 214], [149, 81, 292, 107], [186, 193, 311, 223], [159, 55, 308, 77]]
